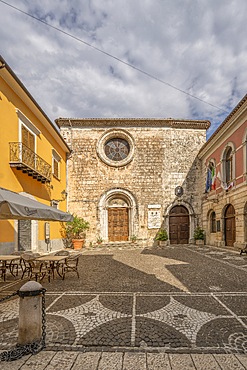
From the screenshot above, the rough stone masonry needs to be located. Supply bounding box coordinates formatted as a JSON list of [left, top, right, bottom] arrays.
[[56, 118, 210, 245]]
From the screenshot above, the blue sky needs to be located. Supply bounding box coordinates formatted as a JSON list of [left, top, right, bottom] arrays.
[[0, 0, 247, 138]]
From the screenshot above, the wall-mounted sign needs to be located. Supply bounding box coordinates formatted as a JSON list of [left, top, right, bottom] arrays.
[[148, 210, 161, 229]]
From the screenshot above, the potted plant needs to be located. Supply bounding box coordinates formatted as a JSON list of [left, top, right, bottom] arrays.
[[194, 226, 205, 245], [63, 215, 90, 250], [96, 236, 103, 245], [155, 229, 168, 247], [130, 235, 137, 243]]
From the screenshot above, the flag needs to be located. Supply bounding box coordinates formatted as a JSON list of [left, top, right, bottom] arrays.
[[211, 166, 216, 190], [205, 168, 212, 193]]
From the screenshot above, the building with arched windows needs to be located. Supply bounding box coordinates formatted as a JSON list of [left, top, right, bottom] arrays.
[[198, 94, 247, 249], [56, 118, 210, 245]]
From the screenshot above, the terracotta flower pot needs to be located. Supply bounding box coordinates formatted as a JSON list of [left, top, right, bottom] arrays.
[[72, 239, 85, 250]]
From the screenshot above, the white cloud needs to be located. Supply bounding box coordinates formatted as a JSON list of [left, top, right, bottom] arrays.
[[0, 0, 246, 138]]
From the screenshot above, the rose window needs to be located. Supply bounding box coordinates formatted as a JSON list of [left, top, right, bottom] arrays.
[[104, 138, 130, 161]]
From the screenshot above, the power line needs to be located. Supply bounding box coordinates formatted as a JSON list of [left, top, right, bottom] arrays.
[[0, 0, 229, 114]]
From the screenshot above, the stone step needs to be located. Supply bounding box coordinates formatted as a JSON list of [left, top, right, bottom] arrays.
[[85, 241, 144, 250]]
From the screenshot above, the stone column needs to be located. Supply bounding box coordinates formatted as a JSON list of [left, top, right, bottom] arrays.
[[18, 281, 45, 345]]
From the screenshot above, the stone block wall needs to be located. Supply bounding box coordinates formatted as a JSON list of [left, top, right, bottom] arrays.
[[59, 120, 208, 245]]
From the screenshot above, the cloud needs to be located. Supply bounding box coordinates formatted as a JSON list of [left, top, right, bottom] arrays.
[[0, 0, 246, 138]]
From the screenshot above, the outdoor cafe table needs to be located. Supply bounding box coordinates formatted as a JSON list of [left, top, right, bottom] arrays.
[[35, 255, 67, 281], [0, 255, 21, 281]]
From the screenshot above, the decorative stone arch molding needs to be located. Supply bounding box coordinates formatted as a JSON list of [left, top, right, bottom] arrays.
[[220, 141, 236, 184], [96, 129, 135, 167], [164, 200, 196, 243], [98, 188, 138, 241]]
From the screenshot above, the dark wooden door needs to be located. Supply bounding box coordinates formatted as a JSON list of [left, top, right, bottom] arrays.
[[169, 206, 189, 244], [108, 207, 129, 242], [18, 220, 31, 251], [225, 204, 236, 247]]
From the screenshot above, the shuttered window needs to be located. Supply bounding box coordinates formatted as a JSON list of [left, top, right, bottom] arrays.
[[22, 125, 35, 151], [52, 150, 61, 179]]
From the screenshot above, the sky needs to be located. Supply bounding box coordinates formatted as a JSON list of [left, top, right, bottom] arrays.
[[0, 0, 246, 138]]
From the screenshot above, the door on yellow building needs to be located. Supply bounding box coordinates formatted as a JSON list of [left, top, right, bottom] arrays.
[[21, 125, 35, 168], [108, 207, 129, 242], [18, 219, 32, 251]]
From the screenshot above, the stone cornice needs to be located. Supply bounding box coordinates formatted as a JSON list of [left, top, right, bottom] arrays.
[[56, 117, 210, 130], [198, 93, 247, 158]]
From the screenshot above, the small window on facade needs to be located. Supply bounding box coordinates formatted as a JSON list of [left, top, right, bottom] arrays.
[[225, 147, 232, 184], [211, 211, 216, 233], [52, 150, 61, 179]]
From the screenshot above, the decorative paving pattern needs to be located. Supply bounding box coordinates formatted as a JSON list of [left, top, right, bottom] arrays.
[[1, 291, 247, 353], [1, 244, 247, 354], [139, 297, 216, 343], [50, 295, 130, 345]]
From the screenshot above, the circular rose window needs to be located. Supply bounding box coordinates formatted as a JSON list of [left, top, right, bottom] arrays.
[[104, 138, 130, 161], [97, 129, 135, 167]]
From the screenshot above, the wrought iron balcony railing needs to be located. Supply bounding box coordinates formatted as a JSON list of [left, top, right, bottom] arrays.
[[9, 142, 51, 183]]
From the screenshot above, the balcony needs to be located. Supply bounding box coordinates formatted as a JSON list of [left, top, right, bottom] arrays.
[[9, 142, 51, 183]]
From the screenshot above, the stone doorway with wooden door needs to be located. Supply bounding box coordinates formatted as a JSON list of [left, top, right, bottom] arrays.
[[99, 188, 137, 243], [108, 204, 129, 242], [224, 204, 236, 247], [169, 205, 190, 244]]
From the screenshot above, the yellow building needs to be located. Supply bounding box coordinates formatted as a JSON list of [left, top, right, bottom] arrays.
[[0, 56, 71, 254]]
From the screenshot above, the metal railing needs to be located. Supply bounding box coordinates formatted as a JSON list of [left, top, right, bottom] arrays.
[[9, 142, 51, 183]]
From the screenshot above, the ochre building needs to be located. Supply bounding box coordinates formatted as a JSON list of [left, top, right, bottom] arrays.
[[0, 56, 71, 254]]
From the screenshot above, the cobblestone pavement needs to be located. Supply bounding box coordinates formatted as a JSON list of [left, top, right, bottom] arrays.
[[1, 244, 247, 369]]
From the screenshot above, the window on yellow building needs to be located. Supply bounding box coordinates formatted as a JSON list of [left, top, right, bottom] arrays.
[[52, 149, 61, 180]]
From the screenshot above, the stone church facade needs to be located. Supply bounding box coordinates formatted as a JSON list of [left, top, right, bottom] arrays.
[[56, 118, 210, 246]]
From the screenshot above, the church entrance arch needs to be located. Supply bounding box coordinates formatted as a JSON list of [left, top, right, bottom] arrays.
[[108, 198, 129, 241], [169, 205, 189, 244], [99, 189, 137, 242], [224, 204, 236, 247]]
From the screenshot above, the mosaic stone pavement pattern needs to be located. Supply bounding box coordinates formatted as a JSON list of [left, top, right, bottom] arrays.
[[1, 244, 247, 355]]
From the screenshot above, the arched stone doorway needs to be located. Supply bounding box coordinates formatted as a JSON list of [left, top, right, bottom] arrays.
[[108, 197, 129, 241], [224, 204, 236, 247], [98, 188, 137, 242], [169, 205, 189, 244]]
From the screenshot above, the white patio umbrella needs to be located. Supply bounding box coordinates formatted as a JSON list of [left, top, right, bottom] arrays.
[[0, 187, 73, 222]]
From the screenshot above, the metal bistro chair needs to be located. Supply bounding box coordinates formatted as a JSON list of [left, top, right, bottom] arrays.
[[21, 254, 47, 282], [51, 250, 70, 279], [64, 253, 80, 279], [7, 251, 22, 277], [0, 252, 22, 281]]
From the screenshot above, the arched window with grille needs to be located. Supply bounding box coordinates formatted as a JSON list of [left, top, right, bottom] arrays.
[[221, 143, 235, 189], [225, 147, 232, 185]]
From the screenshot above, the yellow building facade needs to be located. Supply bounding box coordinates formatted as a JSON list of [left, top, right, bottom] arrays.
[[0, 56, 71, 253]]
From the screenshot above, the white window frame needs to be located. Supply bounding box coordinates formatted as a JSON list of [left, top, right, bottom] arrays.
[[52, 149, 61, 180], [221, 142, 236, 185]]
